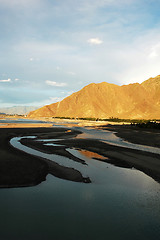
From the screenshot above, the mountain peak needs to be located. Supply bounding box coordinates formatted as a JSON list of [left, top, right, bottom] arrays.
[[28, 75, 160, 119], [142, 75, 160, 85]]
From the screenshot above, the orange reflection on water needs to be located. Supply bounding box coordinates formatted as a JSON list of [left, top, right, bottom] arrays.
[[79, 149, 107, 160]]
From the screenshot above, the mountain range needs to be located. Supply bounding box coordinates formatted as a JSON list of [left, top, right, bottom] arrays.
[[0, 106, 38, 115], [28, 75, 160, 119]]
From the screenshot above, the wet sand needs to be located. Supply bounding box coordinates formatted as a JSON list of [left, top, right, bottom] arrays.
[[0, 123, 53, 128], [0, 125, 90, 188], [0, 123, 160, 188], [98, 124, 160, 148]]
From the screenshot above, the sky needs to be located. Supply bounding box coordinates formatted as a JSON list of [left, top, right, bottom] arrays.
[[1, 0, 160, 107]]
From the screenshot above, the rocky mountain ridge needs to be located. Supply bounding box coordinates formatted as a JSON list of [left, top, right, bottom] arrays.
[[28, 75, 160, 119]]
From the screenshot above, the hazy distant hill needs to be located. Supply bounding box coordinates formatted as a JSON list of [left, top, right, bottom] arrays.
[[0, 106, 38, 115], [28, 75, 160, 119]]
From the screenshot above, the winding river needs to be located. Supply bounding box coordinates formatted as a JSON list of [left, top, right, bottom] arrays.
[[10, 125, 160, 184], [1, 120, 160, 240], [74, 126, 160, 154]]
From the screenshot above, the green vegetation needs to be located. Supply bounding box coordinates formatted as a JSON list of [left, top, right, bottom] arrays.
[[131, 121, 160, 129], [52, 116, 160, 128], [53, 116, 75, 120], [53, 117, 160, 125], [106, 118, 160, 129]]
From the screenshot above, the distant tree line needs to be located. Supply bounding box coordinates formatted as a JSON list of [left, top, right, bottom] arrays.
[[52, 116, 160, 128], [131, 121, 160, 129]]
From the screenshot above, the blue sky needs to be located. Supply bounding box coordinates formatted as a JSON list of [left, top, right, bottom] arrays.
[[1, 0, 160, 107]]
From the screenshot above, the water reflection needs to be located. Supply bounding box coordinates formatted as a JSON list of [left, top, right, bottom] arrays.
[[10, 135, 159, 187], [2, 120, 160, 240], [10, 136, 89, 179], [75, 127, 160, 155], [76, 149, 107, 160]]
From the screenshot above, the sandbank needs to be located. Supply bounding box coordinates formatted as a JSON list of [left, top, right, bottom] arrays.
[[0, 122, 160, 188], [0, 125, 90, 188]]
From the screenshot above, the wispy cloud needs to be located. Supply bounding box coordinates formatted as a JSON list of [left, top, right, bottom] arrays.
[[0, 78, 11, 83], [87, 38, 103, 45], [45, 80, 67, 87], [148, 43, 160, 59], [1, 0, 160, 107]]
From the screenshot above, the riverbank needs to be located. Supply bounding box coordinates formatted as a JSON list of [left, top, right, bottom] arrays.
[[0, 126, 90, 188], [0, 123, 160, 188], [98, 124, 160, 148], [0, 123, 53, 128]]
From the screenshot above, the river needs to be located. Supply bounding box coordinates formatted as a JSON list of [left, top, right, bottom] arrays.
[[1, 119, 160, 240]]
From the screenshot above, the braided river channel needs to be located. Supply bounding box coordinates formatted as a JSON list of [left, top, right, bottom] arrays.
[[1, 119, 160, 240]]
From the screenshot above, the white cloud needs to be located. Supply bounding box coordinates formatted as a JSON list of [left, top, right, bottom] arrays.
[[15, 78, 20, 81], [45, 80, 67, 87], [148, 43, 160, 59], [0, 78, 11, 82], [87, 38, 103, 45]]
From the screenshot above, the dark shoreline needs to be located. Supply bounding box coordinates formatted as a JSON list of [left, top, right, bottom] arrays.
[[0, 124, 160, 188], [98, 124, 160, 148], [0, 127, 90, 188]]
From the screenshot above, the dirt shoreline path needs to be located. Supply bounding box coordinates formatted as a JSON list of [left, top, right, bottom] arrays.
[[0, 122, 160, 188]]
